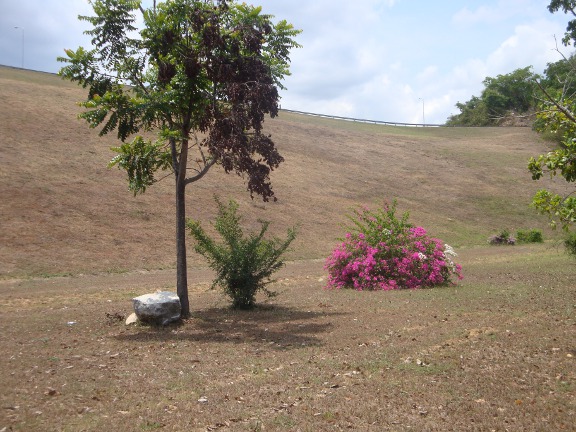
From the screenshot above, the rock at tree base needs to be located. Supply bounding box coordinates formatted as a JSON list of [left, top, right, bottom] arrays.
[[132, 291, 181, 325], [125, 312, 138, 325]]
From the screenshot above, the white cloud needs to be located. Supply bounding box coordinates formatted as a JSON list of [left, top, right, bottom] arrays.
[[452, 0, 543, 25], [486, 20, 566, 72], [453, 5, 502, 25], [417, 66, 439, 81]]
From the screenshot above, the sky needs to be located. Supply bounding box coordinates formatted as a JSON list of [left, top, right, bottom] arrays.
[[0, 0, 573, 124]]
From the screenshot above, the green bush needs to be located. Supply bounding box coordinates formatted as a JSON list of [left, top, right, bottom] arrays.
[[187, 198, 296, 309], [516, 229, 544, 243], [564, 232, 576, 257]]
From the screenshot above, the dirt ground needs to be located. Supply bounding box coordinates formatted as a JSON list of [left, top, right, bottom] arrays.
[[1, 245, 575, 431]]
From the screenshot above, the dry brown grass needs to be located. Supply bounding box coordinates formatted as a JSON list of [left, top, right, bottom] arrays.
[[0, 67, 574, 431], [1, 246, 574, 431], [0, 66, 571, 278]]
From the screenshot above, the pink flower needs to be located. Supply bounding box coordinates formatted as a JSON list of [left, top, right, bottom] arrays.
[[324, 204, 463, 291]]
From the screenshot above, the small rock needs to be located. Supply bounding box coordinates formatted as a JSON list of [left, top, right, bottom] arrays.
[[125, 313, 138, 325], [45, 388, 58, 396]]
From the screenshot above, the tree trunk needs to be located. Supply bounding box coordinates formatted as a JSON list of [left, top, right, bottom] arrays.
[[175, 177, 190, 317]]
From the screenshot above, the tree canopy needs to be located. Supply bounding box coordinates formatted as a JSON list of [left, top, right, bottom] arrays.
[[548, 0, 576, 45], [446, 67, 537, 126]]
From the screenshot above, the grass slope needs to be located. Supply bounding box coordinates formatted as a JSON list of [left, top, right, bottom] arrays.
[[0, 65, 570, 278]]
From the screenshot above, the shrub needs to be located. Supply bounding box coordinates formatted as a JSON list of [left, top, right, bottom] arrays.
[[516, 228, 544, 243], [488, 229, 516, 245], [565, 232, 576, 257], [325, 201, 462, 291], [187, 198, 296, 309]]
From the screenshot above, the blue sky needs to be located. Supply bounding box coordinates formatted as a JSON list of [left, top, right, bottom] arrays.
[[0, 0, 572, 123]]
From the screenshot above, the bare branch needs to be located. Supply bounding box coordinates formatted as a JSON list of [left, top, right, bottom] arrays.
[[155, 170, 174, 184], [553, 35, 570, 61], [184, 158, 217, 185], [130, 70, 149, 96], [534, 79, 576, 124]]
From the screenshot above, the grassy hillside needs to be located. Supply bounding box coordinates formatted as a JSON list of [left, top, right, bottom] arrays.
[[0, 66, 570, 278], [1, 67, 575, 431]]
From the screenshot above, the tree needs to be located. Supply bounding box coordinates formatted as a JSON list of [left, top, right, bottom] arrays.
[[58, 0, 301, 316], [547, 0, 576, 45], [541, 53, 576, 96], [482, 67, 536, 114], [446, 67, 537, 126], [446, 96, 491, 126], [529, 73, 576, 230], [528, 2, 576, 232]]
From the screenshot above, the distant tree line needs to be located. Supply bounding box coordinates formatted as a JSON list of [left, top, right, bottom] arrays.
[[445, 56, 576, 127]]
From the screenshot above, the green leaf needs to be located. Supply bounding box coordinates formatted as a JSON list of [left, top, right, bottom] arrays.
[[108, 136, 171, 195]]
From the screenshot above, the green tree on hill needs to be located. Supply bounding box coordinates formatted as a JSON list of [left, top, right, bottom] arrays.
[[447, 96, 491, 126], [540, 53, 576, 95], [58, 0, 301, 316], [446, 67, 537, 126]]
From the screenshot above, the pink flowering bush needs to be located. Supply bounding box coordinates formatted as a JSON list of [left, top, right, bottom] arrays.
[[325, 201, 462, 290]]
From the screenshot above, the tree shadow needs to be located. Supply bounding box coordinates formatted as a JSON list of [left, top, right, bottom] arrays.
[[114, 304, 347, 350]]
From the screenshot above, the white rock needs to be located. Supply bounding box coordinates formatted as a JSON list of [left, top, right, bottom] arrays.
[[125, 312, 138, 325], [132, 291, 181, 325]]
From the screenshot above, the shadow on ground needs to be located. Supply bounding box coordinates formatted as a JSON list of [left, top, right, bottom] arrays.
[[114, 305, 346, 349]]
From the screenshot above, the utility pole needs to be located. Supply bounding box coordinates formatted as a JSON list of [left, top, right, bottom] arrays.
[[419, 97, 425, 126]]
